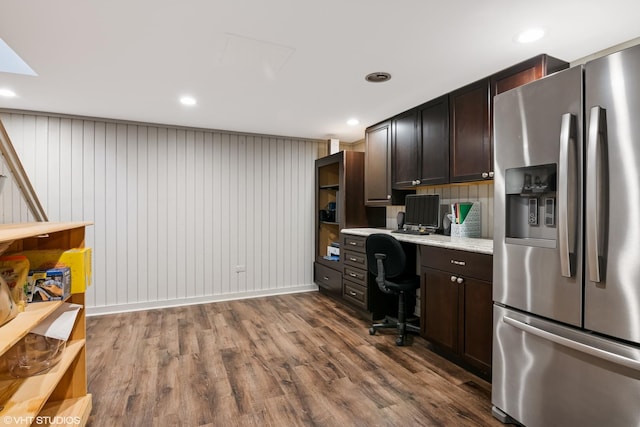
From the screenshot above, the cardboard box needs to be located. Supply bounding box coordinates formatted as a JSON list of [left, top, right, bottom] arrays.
[[20, 248, 91, 294], [27, 267, 71, 302]]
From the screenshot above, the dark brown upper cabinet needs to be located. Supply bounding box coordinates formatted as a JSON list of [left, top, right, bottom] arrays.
[[491, 54, 569, 96], [449, 79, 491, 183], [366, 54, 569, 187], [448, 54, 569, 183], [392, 95, 450, 188], [364, 120, 393, 206]]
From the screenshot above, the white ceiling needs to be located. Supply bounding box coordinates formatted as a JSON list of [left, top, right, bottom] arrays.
[[1, 0, 639, 143]]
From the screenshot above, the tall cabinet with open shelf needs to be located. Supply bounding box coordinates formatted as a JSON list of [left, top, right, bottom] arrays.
[[314, 151, 385, 298], [0, 222, 93, 426]]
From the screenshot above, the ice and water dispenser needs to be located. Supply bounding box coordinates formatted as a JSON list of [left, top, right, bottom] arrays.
[[505, 163, 557, 248]]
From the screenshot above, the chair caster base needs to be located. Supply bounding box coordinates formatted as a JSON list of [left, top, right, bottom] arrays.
[[395, 336, 405, 346], [369, 327, 376, 335]]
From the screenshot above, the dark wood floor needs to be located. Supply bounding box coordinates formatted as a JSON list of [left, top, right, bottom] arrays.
[[85, 291, 502, 427]]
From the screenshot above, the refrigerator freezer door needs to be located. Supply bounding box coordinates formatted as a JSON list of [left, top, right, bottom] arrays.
[[492, 305, 640, 427], [585, 44, 640, 345], [493, 66, 583, 326]]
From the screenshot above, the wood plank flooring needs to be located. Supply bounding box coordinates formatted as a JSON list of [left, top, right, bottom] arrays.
[[85, 292, 502, 427]]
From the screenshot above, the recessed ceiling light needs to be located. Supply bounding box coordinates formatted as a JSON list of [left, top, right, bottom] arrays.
[[365, 72, 391, 83], [516, 28, 545, 44], [179, 96, 197, 106], [0, 88, 16, 98], [347, 118, 359, 126]]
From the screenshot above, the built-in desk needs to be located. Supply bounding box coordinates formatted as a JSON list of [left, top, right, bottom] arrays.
[[341, 228, 493, 255], [341, 228, 494, 380]]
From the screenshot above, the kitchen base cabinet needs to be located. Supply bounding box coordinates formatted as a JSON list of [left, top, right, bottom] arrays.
[[421, 245, 492, 379]]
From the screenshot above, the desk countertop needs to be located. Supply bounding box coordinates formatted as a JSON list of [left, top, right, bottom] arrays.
[[341, 228, 493, 255]]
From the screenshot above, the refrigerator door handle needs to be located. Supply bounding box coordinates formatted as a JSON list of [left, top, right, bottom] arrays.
[[586, 106, 607, 282], [503, 316, 640, 372], [558, 113, 577, 277]]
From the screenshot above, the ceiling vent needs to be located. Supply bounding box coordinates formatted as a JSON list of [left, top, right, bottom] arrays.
[[365, 72, 391, 83]]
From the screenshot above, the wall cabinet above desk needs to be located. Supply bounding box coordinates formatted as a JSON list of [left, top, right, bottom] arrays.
[[364, 121, 412, 206], [392, 95, 449, 189], [364, 54, 569, 198]]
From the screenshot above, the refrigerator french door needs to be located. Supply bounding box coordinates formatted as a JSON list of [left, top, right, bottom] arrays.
[[492, 45, 640, 427]]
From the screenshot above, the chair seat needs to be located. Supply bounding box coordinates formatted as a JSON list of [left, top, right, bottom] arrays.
[[383, 275, 420, 293]]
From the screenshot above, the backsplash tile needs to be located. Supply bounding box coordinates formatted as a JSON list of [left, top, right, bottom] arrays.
[[385, 182, 494, 238]]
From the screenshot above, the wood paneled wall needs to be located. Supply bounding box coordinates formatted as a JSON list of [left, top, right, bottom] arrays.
[[0, 112, 323, 314]]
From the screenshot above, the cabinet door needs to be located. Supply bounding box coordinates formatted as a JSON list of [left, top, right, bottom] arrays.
[[421, 267, 460, 352], [462, 276, 493, 374], [418, 95, 449, 185], [364, 120, 392, 206], [392, 109, 419, 188], [491, 54, 569, 96], [449, 79, 491, 182]]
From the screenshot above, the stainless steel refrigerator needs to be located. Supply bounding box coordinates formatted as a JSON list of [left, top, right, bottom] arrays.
[[492, 44, 640, 427]]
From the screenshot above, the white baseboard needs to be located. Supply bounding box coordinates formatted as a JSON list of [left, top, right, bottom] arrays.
[[86, 284, 319, 316]]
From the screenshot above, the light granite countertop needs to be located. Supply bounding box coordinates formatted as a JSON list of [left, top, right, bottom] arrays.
[[341, 228, 493, 255]]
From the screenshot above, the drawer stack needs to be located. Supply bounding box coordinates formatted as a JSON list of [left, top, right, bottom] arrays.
[[341, 234, 368, 310]]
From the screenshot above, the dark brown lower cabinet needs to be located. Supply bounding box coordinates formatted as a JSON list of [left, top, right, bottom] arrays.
[[421, 246, 493, 379]]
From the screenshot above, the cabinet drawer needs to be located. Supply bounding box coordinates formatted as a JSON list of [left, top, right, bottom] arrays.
[[342, 234, 366, 253], [421, 246, 492, 282], [344, 266, 367, 287], [314, 262, 342, 293], [343, 249, 367, 269], [343, 279, 368, 309]]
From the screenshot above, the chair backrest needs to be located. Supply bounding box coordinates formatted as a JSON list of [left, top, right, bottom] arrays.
[[365, 233, 407, 279]]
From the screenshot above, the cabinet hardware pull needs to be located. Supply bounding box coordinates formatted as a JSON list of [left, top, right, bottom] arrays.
[[349, 242, 357, 246], [350, 273, 357, 277], [450, 259, 466, 266], [456, 277, 464, 284], [387, 195, 391, 199], [349, 257, 358, 262], [323, 276, 330, 280], [488, 171, 494, 178], [349, 291, 357, 296], [482, 172, 489, 179], [450, 275, 457, 282]]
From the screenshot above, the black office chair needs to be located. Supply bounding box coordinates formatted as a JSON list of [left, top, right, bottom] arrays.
[[365, 233, 420, 346]]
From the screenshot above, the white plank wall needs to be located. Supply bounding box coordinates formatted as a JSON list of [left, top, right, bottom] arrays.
[[0, 112, 322, 314]]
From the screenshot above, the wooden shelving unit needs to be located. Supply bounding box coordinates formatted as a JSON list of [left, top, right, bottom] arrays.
[[0, 222, 92, 426]]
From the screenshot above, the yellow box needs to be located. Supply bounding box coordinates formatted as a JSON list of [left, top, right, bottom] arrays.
[[19, 248, 92, 294]]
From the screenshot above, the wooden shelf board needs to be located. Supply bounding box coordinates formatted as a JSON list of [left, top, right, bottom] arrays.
[[0, 339, 85, 421], [0, 222, 93, 244], [39, 394, 92, 427], [0, 301, 64, 357]]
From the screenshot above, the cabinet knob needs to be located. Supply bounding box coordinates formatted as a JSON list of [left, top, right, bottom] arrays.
[[488, 171, 494, 178], [450, 275, 457, 282], [387, 195, 392, 200], [482, 172, 489, 179], [456, 277, 464, 284], [415, 179, 421, 185]]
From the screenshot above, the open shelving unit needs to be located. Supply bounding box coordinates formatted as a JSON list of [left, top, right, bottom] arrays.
[[0, 222, 92, 426], [313, 151, 385, 298]]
